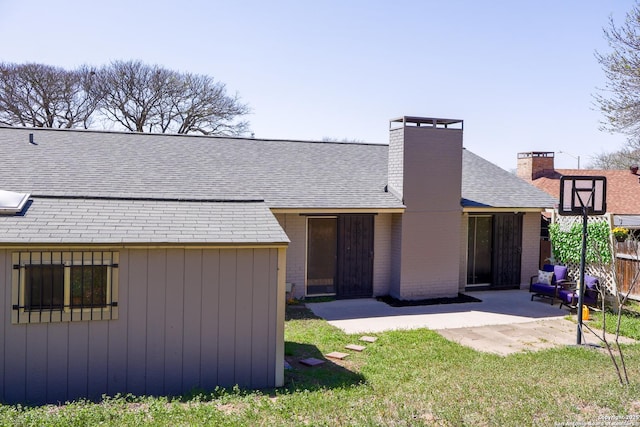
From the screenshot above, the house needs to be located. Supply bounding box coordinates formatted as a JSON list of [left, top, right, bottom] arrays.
[[517, 151, 640, 297], [0, 117, 554, 404], [517, 151, 640, 229]]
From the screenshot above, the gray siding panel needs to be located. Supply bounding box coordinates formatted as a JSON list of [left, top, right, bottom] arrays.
[[251, 250, 270, 388], [127, 250, 148, 395], [0, 250, 6, 400], [0, 247, 281, 404], [87, 321, 109, 401], [235, 249, 253, 387], [107, 250, 129, 396], [67, 323, 89, 400], [182, 250, 202, 393], [25, 325, 47, 404], [47, 324, 69, 403], [164, 249, 185, 395], [266, 249, 278, 387], [146, 250, 167, 395], [4, 323, 26, 403], [200, 249, 220, 390], [217, 250, 236, 387]]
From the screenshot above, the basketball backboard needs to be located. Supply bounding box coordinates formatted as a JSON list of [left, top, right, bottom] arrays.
[[558, 176, 607, 216]]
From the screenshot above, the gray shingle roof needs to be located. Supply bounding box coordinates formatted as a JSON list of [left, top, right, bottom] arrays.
[[0, 197, 289, 244], [0, 127, 401, 209], [0, 127, 554, 246], [462, 149, 556, 208]]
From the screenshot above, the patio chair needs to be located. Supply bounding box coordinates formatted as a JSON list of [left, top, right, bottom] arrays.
[[558, 275, 600, 310], [529, 264, 569, 305]]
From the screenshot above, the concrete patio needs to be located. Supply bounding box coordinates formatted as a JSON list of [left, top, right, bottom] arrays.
[[306, 289, 636, 355]]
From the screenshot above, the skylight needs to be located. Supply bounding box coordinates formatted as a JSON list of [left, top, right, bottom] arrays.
[[0, 190, 30, 214]]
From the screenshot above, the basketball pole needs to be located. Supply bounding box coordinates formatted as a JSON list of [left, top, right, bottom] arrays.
[[558, 175, 606, 346], [576, 206, 587, 345]]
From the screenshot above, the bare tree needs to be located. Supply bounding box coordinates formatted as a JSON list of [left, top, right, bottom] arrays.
[[91, 60, 174, 132], [590, 3, 640, 169], [321, 137, 364, 143], [0, 63, 98, 128], [582, 231, 639, 386], [0, 60, 250, 136], [90, 60, 249, 135], [168, 73, 249, 136], [590, 145, 640, 169], [595, 3, 640, 138]]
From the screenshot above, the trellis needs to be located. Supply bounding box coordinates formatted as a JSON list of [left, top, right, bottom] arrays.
[[551, 212, 617, 295]]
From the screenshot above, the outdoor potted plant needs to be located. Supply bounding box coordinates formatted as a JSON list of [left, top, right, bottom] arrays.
[[612, 226, 629, 242]]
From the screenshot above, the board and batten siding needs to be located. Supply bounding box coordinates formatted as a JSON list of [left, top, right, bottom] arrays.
[[0, 247, 284, 405]]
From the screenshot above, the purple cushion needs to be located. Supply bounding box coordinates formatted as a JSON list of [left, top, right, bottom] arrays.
[[554, 265, 568, 282], [584, 275, 599, 289], [542, 264, 554, 273], [541, 264, 568, 285], [558, 289, 598, 306], [531, 282, 556, 295]]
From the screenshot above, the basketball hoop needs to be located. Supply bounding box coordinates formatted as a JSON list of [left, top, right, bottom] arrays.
[[558, 176, 607, 216], [557, 176, 607, 346]]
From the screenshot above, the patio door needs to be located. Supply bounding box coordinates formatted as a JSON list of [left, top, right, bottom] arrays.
[[467, 215, 493, 285], [306, 215, 374, 298], [336, 214, 374, 299], [306, 217, 337, 295], [491, 213, 522, 288]]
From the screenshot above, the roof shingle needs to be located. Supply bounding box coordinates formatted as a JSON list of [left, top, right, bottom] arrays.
[[0, 198, 289, 244]]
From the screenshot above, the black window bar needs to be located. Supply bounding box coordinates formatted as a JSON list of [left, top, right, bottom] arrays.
[[12, 251, 118, 322]]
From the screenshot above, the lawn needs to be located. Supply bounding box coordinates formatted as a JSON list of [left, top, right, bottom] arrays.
[[1, 304, 639, 426]]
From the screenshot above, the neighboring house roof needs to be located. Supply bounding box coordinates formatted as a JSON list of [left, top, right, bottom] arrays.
[[529, 169, 640, 215], [462, 150, 557, 209], [0, 197, 289, 244]]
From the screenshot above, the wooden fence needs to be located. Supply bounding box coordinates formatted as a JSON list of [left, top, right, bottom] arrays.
[[614, 241, 640, 299]]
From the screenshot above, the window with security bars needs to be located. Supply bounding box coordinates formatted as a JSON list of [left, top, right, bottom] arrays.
[[12, 251, 119, 324]]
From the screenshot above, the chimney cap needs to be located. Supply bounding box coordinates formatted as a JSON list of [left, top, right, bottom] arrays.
[[390, 116, 463, 130], [517, 152, 554, 159]]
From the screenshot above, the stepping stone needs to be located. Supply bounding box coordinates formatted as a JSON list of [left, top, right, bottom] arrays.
[[360, 336, 377, 343], [284, 360, 293, 370], [325, 351, 349, 360], [299, 358, 325, 367], [345, 344, 366, 352]]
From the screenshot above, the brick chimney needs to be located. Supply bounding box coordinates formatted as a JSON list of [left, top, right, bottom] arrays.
[[387, 116, 463, 299], [517, 152, 555, 181]]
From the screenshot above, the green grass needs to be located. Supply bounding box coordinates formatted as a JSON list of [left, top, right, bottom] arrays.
[[2, 305, 640, 426], [587, 303, 640, 340]]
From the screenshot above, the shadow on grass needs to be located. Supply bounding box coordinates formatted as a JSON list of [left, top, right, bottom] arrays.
[[285, 303, 322, 321], [283, 342, 366, 391], [284, 304, 366, 391]]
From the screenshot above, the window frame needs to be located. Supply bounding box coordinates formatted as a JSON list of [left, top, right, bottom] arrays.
[[12, 251, 119, 324]]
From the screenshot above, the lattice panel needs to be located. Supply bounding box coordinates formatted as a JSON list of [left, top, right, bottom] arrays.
[[552, 213, 617, 295]]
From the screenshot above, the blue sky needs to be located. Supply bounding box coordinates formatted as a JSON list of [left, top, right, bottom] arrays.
[[0, 0, 635, 171]]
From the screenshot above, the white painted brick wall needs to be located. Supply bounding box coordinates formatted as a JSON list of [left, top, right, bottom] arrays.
[[520, 212, 541, 288], [274, 213, 306, 298], [389, 213, 402, 298], [459, 213, 469, 291], [373, 213, 392, 296], [387, 129, 404, 199]]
